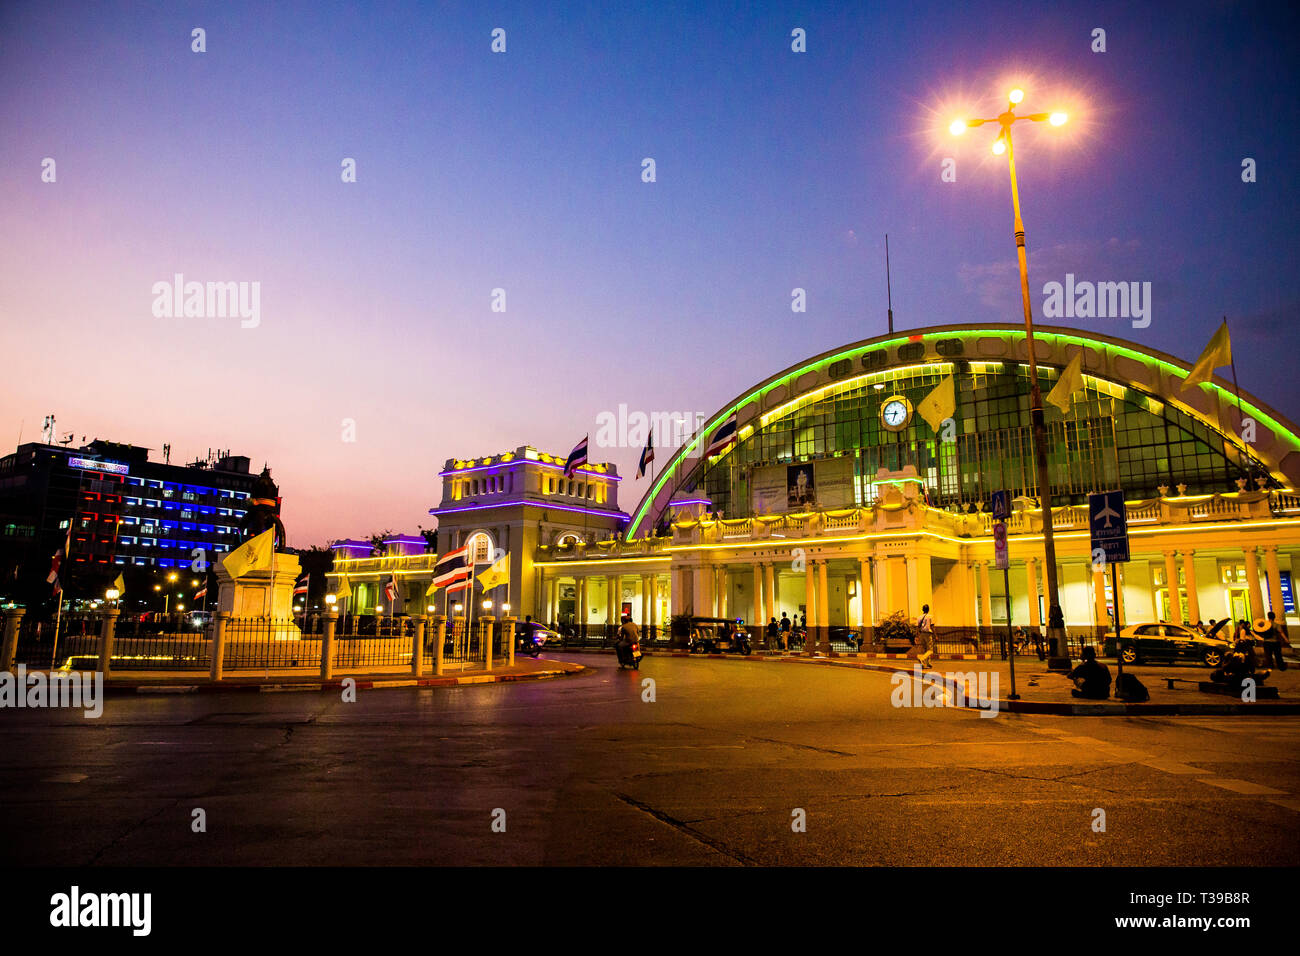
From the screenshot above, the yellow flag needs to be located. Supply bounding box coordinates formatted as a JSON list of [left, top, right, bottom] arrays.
[[917, 375, 956, 432], [1046, 350, 1085, 414], [1181, 320, 1231, 390], [112, 573, 125, 595], [334, 576, 351, 600], [425, 577, 439, 597], [476, 552, 510, 593], [221, 527, 275, 579]]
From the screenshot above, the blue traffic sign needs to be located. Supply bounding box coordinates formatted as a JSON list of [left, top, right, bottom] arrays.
[[990, 490, 1011, 521], [1088, 490, 1130, 564]]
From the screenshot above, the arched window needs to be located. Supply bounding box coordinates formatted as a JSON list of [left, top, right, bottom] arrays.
[[465, 531, 494, 565]]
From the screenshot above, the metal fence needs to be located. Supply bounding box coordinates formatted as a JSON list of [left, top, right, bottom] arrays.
[[12, 614, 101, 670], [542, 621, 1109, 658], [110, 615, 211, 670]]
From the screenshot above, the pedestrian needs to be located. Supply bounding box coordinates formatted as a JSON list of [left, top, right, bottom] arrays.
[[779, 612, 791, 651], [1068, 646, 1112, 700], [766, 616, 779, 650], [917, 604, 935, 669], [1257, 614, 1288, 671]]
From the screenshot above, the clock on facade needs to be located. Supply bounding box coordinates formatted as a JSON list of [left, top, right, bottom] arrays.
[[879, 396, 913, 432]]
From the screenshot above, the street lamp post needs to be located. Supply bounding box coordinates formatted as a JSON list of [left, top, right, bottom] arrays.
[[952, 89, 1072, 667]]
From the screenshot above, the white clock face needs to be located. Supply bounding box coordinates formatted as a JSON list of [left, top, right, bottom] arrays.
[[882, 400, 908, 426]]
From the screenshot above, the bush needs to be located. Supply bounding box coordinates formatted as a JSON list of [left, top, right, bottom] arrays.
[[874, 611, 918, 646]]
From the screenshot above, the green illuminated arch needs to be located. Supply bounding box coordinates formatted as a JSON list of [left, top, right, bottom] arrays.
[[624, 324, 1300, 539]]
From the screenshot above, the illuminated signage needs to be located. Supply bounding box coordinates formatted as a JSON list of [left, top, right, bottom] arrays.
[[68, 457, 129, 476]]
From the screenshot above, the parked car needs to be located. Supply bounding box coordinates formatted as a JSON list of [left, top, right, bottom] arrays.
[[1103, 622, 1232, 667]]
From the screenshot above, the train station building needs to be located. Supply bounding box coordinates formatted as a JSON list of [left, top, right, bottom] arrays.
[[329, 323, 1300, 640]]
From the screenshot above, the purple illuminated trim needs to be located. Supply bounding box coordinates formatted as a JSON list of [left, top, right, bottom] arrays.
[[669, 498, 712, 507], [439, 460, 621, 481], [429, 501, 630, 520]]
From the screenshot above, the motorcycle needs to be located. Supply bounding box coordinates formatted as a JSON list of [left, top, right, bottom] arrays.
[[615, 638, 642, 670], [517, 629, 545, 659]]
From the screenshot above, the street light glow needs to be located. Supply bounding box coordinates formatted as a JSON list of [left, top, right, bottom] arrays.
[[1009, 88, 1024, 104], [992, 138, 1006, 155], [1049, 111, 1068, 126], [949, 118, 967, 136]]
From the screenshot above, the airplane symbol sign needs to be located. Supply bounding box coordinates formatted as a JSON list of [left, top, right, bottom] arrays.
[[1088, 490, 1130, 564]]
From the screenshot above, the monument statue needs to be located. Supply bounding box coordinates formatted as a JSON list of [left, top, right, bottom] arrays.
[[237, 467, 287, 548]]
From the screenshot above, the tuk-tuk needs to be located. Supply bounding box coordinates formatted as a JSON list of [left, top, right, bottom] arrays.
[[687, 617, 753, 655]]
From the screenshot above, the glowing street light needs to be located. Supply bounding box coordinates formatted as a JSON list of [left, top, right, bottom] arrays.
[[949, 85, 1072, 665]]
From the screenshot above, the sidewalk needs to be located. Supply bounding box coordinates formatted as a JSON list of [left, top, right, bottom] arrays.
[[70, 658, 588, 694], [568, 645, 1300, 715]]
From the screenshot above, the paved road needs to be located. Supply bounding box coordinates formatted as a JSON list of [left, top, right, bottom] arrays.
[[3, 653, 1298, 866]]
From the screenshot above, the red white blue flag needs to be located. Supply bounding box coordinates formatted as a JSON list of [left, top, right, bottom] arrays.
[[47, 525, 71, 596], [637, 431, 654, 478], [704, 412, 738, 458], [383, 575, 399, 602], [433, 545, 471, 591], [293, 573, 309, 596], [564, 435, 589, 477]]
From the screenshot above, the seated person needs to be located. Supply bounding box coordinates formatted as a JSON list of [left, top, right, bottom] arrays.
[[1068, 646, 1112, 700], [1211, 640, 1270, 690]]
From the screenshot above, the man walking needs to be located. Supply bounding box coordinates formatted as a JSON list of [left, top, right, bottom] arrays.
[[917, 604, 935, 669]]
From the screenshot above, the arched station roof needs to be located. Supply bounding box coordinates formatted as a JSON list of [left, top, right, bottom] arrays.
[[624, 323, 1300, 539]]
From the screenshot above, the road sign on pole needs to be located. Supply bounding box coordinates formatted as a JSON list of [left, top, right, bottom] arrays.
[[1088, 490, 1130, 564], [990, 489, 1010, 521], [993, 519, 1009, 571]]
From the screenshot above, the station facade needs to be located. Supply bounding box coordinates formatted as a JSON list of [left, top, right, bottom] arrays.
[[330, 324, 1300, 639]]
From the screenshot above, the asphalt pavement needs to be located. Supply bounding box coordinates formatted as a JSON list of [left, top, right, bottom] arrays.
[[3, 652, 1298, 866]]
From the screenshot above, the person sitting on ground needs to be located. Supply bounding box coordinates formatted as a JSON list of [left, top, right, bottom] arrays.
[[1012, 626, 1029, 655], [1211, 639, 1270, 690], [1068, 646, 1112, 700]]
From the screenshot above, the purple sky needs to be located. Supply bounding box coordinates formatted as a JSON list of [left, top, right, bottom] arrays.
[[2, 1, 1297, 547]]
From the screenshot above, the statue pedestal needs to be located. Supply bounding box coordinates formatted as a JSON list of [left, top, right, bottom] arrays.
[[215, 553, 303, 641]]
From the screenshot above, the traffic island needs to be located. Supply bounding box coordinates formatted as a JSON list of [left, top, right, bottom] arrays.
[[86, 657, 587, 695]]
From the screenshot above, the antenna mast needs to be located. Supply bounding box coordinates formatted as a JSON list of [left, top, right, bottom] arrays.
[[885, 234, 894, 334]]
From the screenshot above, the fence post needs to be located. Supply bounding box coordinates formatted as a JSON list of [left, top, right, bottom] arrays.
[[503, 616, 516, 667], [97, 608, 120, 678], [480, 615, 495, 672], [1, 608, 24, 672], [322, 609, 338, 680], [433, 614, 446, 676], [211, 612, 229, 682], [412, 616, 425, 677]]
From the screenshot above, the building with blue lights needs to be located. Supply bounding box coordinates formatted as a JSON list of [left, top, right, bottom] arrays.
[[0, 440, 271, 607]]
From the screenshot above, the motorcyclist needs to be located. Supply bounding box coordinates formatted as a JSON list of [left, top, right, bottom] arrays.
[[616, 614, 640, 666]]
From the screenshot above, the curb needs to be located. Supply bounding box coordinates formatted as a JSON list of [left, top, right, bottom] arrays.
[[109, 663, 586, 696], [560, 647, 1298, 716]]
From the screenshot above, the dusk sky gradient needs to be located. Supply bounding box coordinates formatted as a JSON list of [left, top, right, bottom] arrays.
[[3, 0, 1298, 547]]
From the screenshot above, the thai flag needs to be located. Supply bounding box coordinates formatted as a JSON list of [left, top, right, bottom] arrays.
[[46, 526, 71, 596], [194, 584, 207, 601], [433, 545, 470, 590], [384, 575, 399, 602], [293, 573, 309, 596], [704, 412, 738, 458], [563, 435, 588, 477], [637, 432, 654, 478]]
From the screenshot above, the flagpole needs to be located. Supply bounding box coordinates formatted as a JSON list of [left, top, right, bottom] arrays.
[[1225, 316, 1254, 480], [49, 525, 71, 671]]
